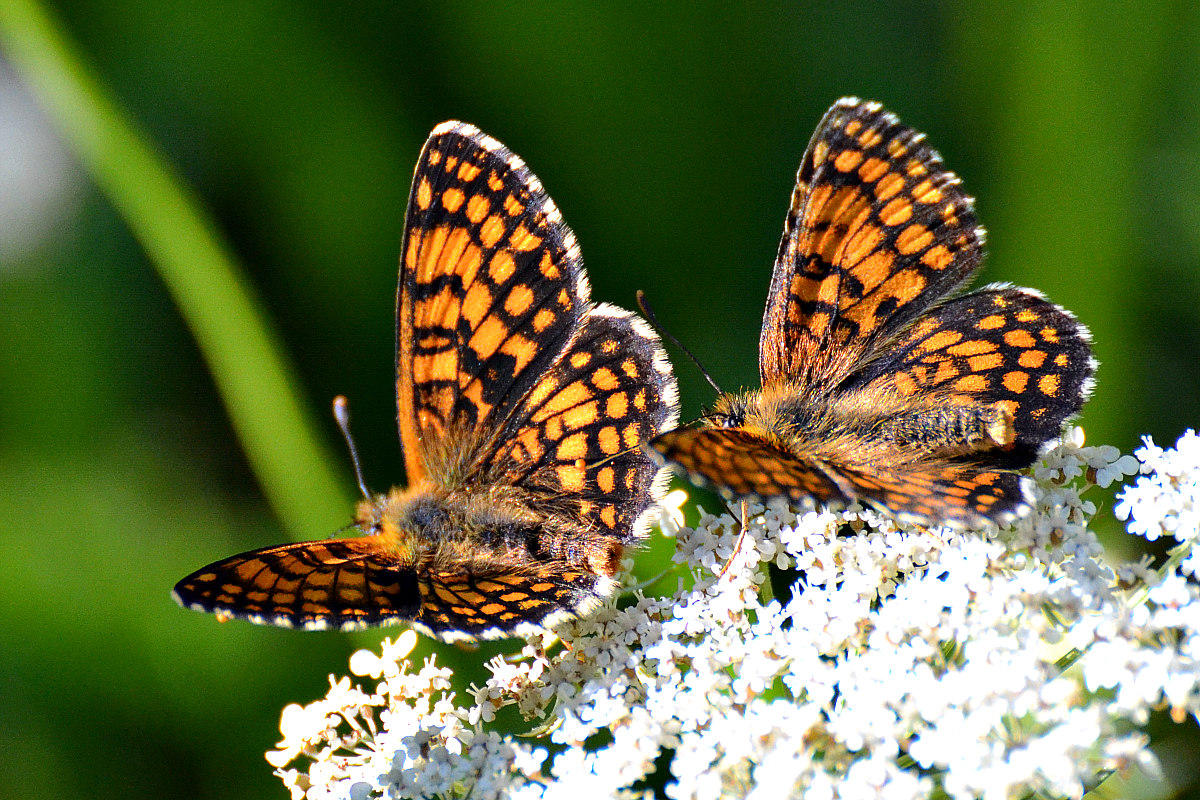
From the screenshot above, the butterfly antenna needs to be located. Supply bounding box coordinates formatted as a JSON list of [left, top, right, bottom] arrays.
[[333, 395, 372, 500], [636, 290, 724, 396]]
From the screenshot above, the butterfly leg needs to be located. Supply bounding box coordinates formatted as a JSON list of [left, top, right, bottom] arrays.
[[717, 499, 751, 580]]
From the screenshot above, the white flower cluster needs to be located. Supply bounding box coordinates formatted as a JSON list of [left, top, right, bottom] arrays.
[[268, 428, 1200, 800]]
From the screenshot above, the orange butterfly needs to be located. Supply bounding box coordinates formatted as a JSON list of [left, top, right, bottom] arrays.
[[175, 123, 678, 639], [650, 98, 1094, 528]]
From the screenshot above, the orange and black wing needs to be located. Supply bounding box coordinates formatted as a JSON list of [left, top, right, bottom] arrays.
[[413, 565, 610, 641], [847, 285, 1096, 468], [396, 122, 589, 482], [172, 536, 418, 631], [649, 427, 848, 508], [759, 98, 982, 387], [491, 306, 679, 543]]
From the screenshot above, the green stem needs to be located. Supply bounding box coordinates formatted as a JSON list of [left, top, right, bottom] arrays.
[[0, 0, 350, 537]]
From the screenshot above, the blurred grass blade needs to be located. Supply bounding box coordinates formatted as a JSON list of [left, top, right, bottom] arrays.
[[0, 0, 350, 538]]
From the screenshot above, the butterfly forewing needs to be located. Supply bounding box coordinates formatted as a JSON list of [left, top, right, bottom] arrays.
[[760, 99, 982, 386], [172, 536, 419, 631], [397, 122, 589, 481]]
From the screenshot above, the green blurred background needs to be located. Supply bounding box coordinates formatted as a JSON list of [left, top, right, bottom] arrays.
[[1, 1, 1198, 798]]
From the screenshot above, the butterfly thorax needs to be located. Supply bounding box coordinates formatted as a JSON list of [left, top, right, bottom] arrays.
[[355, 477, 625, 580], [714, 377, 1016, 467]]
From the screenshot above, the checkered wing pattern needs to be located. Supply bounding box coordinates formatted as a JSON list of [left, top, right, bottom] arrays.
[[416, 565, 604, 639], [649, 427, 847, 507], [397, 121, 588, 481], [848, 286, 1095, 468], [492, 306, 678, 542], [172, 536, 418, 631], [760, 98, 982, 386]]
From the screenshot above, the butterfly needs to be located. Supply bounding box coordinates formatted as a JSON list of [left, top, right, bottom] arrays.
[[650, 98, 1094, 528], [174, 122, 678, 640]]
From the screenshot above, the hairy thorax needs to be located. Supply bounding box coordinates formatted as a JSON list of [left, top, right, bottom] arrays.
[[354, 478, 625, 580]]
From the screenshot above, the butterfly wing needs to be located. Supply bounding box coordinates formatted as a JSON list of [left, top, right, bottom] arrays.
[[490, 305, 679, 543], [649, 427, 848, 508], [846, 285, 1096, 468], [172, 535, 419, 631], [396, 122, 589, 481], [759, 98, 982, 387]]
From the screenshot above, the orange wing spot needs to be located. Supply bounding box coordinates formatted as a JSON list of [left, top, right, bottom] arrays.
[[405, 233, 421, 270], [539, 252, 562, 279], [1039, 327, 1061, 344], [466, 194, 490, 223], [834, 149, 865, 172], [460, 281, 493, 327], [1038, 374, 1061, 397], [1002, 371, 1030, 393], [487, 172, 504, 191], [844, 120, 863, 136], [480, 215, 506, 248], [504, 283, 534, 316], [499, 333, 538, 375], [857, 128, 884, 148], [606, 392, 628, 419], [598, 426, 621, 455], [415, 225, 449, 281], [967, 353, 1004, 371], [592, 367, 620, 391], [488, 250, 517, 283], [893, 371, 918, 395], [1018, 349, 1047, 369], [441, 187, 465, 212], [562, 401, 599, 430], [886, 138, 909, 158], [557, 288, 572, 309], [633, 389, 647, 411], [843, 221, 885, 265], [879, 198, 913, 226], [504, 194, 524, 216], [531, 380, 590, 422], [954, 374, 987, 392], [918, 329, 964, 354], [600, 506, 618, 529], [896, 224, 933, 254], [570, 351, 591, 368], [858, 157, 889, 182], [623, 423, 641, 448], [946, 339, 997, 357], [873, 171, 905, 200], [911, 179, 943, 203], [457, 161, 481, 181], [529, 582, 556, 594], [1003, 329, 1036, 348], [620, 358, 639, 378], [428, 149, 442, 166], [435, 227, 473, 277], [933, 359, 959, 383], [443, 156, 459, 172], [511, 224, 543, 251], [1053, 353, 1070, 367], [417, 177, 433, 209], [920, 244, 954, 270], [1015, 309, 1039, 322], [597, 466, 615, 493], [978, 314, 1006, 330]]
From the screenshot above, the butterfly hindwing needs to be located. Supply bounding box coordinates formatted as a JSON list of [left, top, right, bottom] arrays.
[[848, 285, 1095, 467], [397, 122, 589, 482], [760, 98, 982, 386], [493, 305, 678, 543]]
